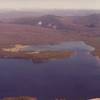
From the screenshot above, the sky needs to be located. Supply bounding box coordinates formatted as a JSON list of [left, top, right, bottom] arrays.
[[0, 0, 100, 10]]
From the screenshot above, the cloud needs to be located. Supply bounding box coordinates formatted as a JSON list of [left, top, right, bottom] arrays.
[[0, 0, 99, 10]]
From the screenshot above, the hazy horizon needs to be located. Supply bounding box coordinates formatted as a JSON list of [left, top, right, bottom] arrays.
[[0, 0, 99, 11]]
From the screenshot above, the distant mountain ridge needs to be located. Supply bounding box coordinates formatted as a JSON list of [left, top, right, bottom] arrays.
[[0, 11, 100, 46], [9, 13, 100, 32], [11, 15, 67, 30], [0, 12, 100, 37]]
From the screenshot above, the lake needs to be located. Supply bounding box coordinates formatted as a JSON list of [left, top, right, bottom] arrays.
[[0, 41, 100, 100]]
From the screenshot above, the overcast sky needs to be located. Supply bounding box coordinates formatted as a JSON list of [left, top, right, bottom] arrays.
[[0, 0, 100, 10]]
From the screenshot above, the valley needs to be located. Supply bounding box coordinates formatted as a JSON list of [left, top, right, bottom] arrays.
[[0, 10, 100, 100]]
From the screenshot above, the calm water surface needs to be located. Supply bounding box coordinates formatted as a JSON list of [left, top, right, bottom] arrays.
[[0, 41, 100, 100]]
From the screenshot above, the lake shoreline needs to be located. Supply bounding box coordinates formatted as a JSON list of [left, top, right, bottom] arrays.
[[0, 41, 98, 61], [0, 50, 73, 61]]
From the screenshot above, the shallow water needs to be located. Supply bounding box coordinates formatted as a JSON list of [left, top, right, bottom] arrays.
[[22, 41, 95, 52]]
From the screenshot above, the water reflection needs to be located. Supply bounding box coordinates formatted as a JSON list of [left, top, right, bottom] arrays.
[[32, 59, 48, 64]]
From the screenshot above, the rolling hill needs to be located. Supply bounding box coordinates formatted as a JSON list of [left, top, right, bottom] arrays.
[[0, 11, 100, 47]]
